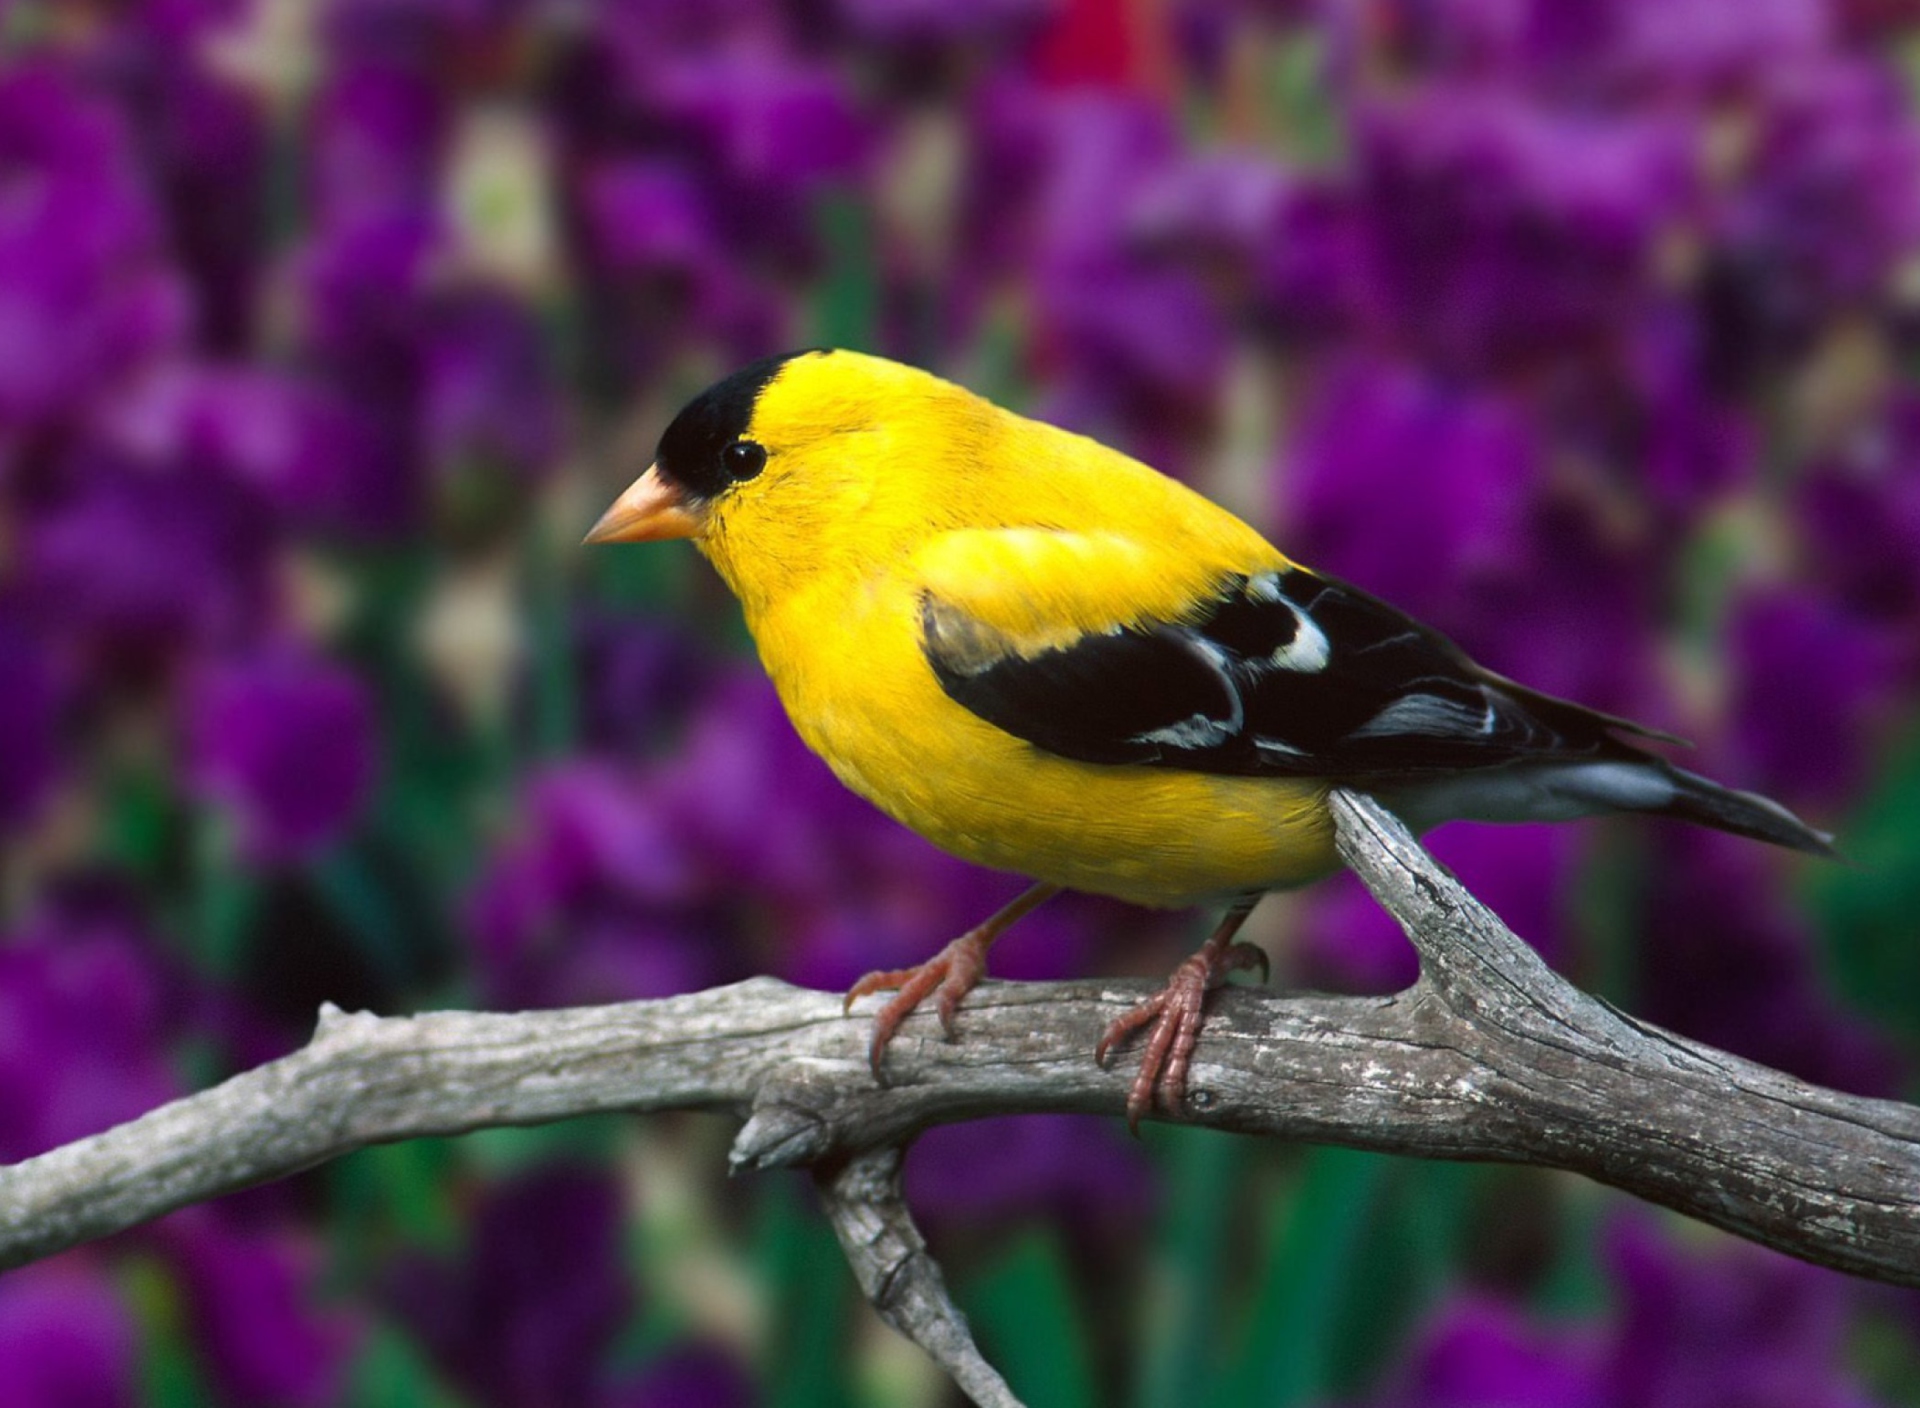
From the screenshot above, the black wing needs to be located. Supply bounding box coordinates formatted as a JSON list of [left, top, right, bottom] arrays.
[[922, 568, 1665, 781]]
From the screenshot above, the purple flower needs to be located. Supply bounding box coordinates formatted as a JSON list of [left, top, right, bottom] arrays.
[[1280, 359, 1672, 717], [0, 890, 181, 1160], [570, 611, 711, 757], [1126, 147, 1294, 270], [93, 361, 393, 530], [0, 1259, 140, 1408], [149, 1209, 358, 1408], [1602, 1215, 1880, 1408], [186, 644, 379, 865], [385, 1163, 635, 1408], [1353, 1215, 1882, 1408], [1348, 88, 1695, 374], [1725, 584, 1906, 810], [1636, 829, 1902, 1098], [837, 0, 1053, 51], [1356, 1294, 1605, 1408], [1281, 357, 1539, 620], [421, 288, 561, 481], [569, 158, 779, 379], [96, 9, 271, 353], [1706, 58, 1920, 369], [472, 667, 1107, 1008], [467, 759, 726, 1008], [19, 453, 276, 683], [0, 63, 187, 432], [0, 621, 60, 832], [1796, 396, 1920, 625], [1295, 823, 1586, 993], [325, 0, 543, 65], [307, 64, 449, 231], [659, 48, 874, 191], [579, 160, 718, 276], [644, 42, 876, 258], [907, 1115, 1156, 1242]]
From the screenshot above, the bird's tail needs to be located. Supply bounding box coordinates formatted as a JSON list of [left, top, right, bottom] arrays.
[[1644, 762, 1836, 857]]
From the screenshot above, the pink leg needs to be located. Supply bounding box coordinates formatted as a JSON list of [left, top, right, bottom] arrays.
[[1095, 899, 1266, 1132], [845, 882, 1060, 1076]]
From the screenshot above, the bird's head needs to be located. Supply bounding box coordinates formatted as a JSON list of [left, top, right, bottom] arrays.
[[586, 349, 993, 610]]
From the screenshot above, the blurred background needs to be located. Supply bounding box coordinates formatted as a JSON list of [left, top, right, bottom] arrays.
[[3, 0, 1920, 1403]]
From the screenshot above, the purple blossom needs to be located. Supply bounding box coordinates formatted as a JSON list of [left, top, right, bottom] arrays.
[[1342, 0, 1832, 97], [471, 669, 1105, 1009], [94, 361, 391, 529], [1126, 148, 1294, 270], [18, 456, 271, 679], [1282, 359, 1672, 718], [0, 1260, 140, 1408], [570, 612, 711, 757], [186, 644, 379, 865], [149, 1209, 358, 1408], [1281, 357, 1540, 620], [0, 621, 60, 832], [1348, 88, 1695, 374], [467, 759, 727, 1009], [95, 6, 271, 353], [1514, 0, 1832, 95], [1706, 58, 1920, 366], [907, 1115, 1156, 1242], [384, 1163, 636, 1408], [1601, 1215, 1880, 1408], [0, 890, 181, 1160], [1636, 829, 1902, 1098], [570, 157, 778, 377], [645, 43, 876, 256], [1353, 1216, 1882, 1408], [836, 0, 1053, 51], [1796, 397, 1920, 625], [579, 160, 718, 276], [1725, 584, 1906, 809], [421, 289, 561, 481], [307, 64, 449, 231], [1356, 1294, 1606, 1408], [0, 64, 187, 433], [325, 0, 543, 65]]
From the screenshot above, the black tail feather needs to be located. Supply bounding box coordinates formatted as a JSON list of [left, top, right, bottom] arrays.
[[1655, 763, 1836, 857]]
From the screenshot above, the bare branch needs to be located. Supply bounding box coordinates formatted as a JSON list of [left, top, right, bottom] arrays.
[[814, 1148, 1022, 1408], [2, 790, 1918, 1407]]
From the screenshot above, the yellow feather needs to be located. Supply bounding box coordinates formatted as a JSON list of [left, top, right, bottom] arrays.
[[683, 350, 1337, 906]]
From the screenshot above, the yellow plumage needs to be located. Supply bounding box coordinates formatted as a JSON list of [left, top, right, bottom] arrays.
[[699, 355, 1333, 907], [587, 348, 1831, 1124]]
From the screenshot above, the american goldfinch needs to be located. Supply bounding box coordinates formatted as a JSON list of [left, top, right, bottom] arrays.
[[587, 349, 1832, 1128]]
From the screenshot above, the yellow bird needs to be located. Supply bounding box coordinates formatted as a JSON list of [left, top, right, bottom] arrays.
[[587, 349, 1831, 1127]]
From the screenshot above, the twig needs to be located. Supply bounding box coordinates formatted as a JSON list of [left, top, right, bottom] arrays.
[[1, 791, 1916, 1408], [814, 1148, 1021, 1408]]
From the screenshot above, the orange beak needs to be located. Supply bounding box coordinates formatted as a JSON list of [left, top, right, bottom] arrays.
[[583, 465, 702, 544]]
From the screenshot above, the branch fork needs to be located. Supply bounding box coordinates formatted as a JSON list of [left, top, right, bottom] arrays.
[[3, 793, 1916, 1407]]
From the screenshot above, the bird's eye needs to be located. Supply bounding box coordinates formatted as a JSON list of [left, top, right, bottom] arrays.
[[723, 440, 767, 481]]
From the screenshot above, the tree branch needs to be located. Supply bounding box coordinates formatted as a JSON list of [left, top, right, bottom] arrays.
[[2, 792, 1917, 1406]]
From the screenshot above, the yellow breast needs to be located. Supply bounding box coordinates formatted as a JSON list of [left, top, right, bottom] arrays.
[[747, 575, 1338, 909]]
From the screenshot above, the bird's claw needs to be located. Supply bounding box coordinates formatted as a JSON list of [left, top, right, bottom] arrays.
[[844, 929, 992, 1078], [1096, 938, 1268, 1133]]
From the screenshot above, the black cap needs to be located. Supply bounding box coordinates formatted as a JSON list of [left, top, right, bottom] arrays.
[[654, 350, 820, 500]]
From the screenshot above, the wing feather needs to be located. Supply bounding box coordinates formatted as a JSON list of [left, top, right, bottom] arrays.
[[922, 560, 1665, 781]]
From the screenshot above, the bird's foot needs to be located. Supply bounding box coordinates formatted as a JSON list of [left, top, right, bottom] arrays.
[[1095, 938, 1267, 1133], [844, 926, 995, 1077]]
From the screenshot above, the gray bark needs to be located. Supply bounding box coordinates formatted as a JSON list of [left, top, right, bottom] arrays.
[[0, 792, 1913, 1406]]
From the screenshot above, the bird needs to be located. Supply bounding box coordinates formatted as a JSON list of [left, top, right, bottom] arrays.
[[586, 348, 1833, 1129]]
